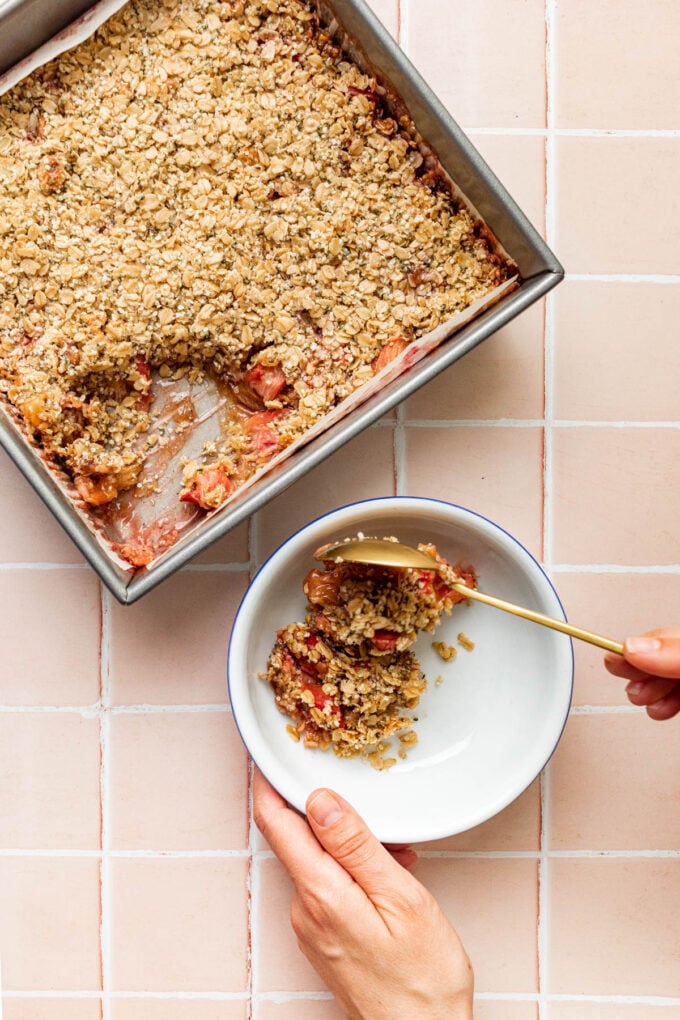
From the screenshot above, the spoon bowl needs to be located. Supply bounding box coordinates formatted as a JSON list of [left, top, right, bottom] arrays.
[[315, 537, 442, 571], [315, 536, 624, 656]]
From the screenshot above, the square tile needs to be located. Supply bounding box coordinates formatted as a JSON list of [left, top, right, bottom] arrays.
[[110, 858, 248, 992], [253, 857, 327, 993], [474, 1004, 538, 1020], [110, 1001, 247, 1020], [554, 0, 680, 129], [421, 779, 541, 852], [548, 1006, 680, 1020], [469, 134, 546, 239], [0, 570, 100, 706], [190, 520, 250, 566], [254, 424, 395, 564], [404, 300, 545, 422], [109, 570, 248, 705], [110, 711, 248, 851], [0, 713, 101, 849], [549, 858, 680, 995], [0, 857, 101, 990], [366, 0, 398, 38], [551, 427, 680, 565], [2, 1002, 102, 1020], [406, 0, 546, 128], [415, 858, 539, 993], [0, 450, 85, 564], [555, 138, 680, 275], [257, 1002, 343, 1020], [553, 281, 680, 422], [554, 572, 680, 706], [549, 714, 680, 850], [403, 425, 544, 559]]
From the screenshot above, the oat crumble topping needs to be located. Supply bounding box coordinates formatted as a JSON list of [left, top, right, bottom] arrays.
[[0, 0, 513, 564], [264, 540, 476, 767], [432, 640, 457, 662]]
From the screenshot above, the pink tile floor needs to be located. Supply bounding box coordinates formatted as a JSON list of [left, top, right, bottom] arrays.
[[1, 1, 679, 1017]]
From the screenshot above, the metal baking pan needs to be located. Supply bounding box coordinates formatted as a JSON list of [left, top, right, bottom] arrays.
[[0, 0, 95, 73], [0, 0, 563, 604]]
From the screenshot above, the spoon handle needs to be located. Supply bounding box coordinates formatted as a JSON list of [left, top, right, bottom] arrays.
[[452, 582, 624, 656]]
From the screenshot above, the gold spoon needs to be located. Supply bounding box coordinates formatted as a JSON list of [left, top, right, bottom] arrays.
[[314, 537, 624, 656]]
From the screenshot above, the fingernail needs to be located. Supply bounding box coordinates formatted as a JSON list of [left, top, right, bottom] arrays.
[[307, 789, 343, 828], [625, 637, 662, 655], [626, 680, 644, 696]]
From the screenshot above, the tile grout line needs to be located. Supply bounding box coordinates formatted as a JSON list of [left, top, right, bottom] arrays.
[[465, 126, 680, 138], [547, 994, 680, 1005], [0, 704, 233, 714], [183, 562, 251, 572], [394, 412, 405, 496], [0, 847, 676, 859], [564, 273, 680, 283], [392, 0, 407, 501], [111, 703, 232, 713], [3, 989, 679, 1005], [0, 562, 248, 572], [99, 584, 112, 1019], [255, 992, 335, 1004], [0, 704, 189, 715], [542, 53, 557, 573], [550, 564, 680, 573], [421, 849, 680, 859], [538, 0, 558, 1013], [399, 0, 410, 54], [0, 849, 253, 859], [1, 991, 250, 1001], [538, 768, 551, 1018], [249, 833, 262, 1020], [246, 758, 255, 1020], [398, 419, 680, 429], [246, 515, 259, 1019]]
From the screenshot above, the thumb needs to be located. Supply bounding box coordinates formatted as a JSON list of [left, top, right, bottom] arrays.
[[624, 634, 680, 680], [306, 788, 406, 898]]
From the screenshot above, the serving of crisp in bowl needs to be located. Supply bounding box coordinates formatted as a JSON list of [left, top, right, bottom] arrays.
[[228, 496, 573, 843]]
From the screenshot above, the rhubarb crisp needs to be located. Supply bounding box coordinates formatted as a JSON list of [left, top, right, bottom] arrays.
[[0, 0, 513, 564], [263, 542, 476, 766]]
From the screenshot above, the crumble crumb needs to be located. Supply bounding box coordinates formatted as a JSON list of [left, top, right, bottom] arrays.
[[432, 640, 458, 662]]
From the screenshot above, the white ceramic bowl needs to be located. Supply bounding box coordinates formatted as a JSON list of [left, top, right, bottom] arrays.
[[228, 497, 573, 843]]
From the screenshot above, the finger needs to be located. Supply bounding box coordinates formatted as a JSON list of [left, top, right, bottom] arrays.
[[623, 634, 680, 680], [306, 788, 410, 900], [604, 654, 650, 684], [384, 842, 418, 871], [646, 687, 680, 721], [388, 847, 419, 871], [253, 769, 327, 883], [626, 677, 679, 707]]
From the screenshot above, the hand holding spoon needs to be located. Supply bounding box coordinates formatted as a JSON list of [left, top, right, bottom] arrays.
[[314, 537, 624, 656]]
